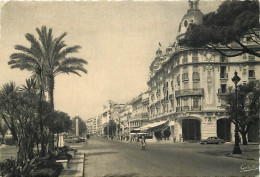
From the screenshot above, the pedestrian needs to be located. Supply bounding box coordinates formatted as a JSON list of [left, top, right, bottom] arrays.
[[140, 135, 146, 150]]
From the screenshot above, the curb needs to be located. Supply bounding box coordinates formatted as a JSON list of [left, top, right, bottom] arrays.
[[226, 153, 258, 161]]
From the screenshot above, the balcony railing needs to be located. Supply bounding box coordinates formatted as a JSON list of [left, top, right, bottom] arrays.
[[220, 73, 228, 79], [175, 88, 204, 98], [192, 56, 199, 63], [182, 106, 190, 111], [182, 73, 189, 81], [191, 106, 201, 111], [142, 112, 149, 118], [192, 72, 200, 80], [176, 106, 190, 112]]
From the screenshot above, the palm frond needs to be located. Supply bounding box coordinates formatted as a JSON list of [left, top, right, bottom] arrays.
[[57, 46, 81, 59], [25, 33, 45, 59], [54, 66, 87, 76], [60, 57, 88, 66]]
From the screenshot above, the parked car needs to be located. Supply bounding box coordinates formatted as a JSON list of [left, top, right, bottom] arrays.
[[78, 137, 85, 142], [65, 136, 80, 143], [200, 137, 225, 144]]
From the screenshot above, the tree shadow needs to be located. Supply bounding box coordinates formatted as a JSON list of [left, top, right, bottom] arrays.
[[88, 151, 118, 156], [197, 150, 231, 156]]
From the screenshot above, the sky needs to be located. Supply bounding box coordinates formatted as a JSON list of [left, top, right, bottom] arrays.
[[0, 0, 222, 120]]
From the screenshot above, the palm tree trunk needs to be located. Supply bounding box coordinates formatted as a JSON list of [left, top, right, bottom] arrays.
[[39, 87, 46, 156], [48, 75, 55, 110], [48, 75, 55, 151]]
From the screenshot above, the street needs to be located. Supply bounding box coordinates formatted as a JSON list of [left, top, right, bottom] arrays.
[[71, 137, 259, 177]]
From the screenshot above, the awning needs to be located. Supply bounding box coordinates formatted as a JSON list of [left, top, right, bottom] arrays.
[[131, 128, 141, 133], [140, 120, 169, 131]]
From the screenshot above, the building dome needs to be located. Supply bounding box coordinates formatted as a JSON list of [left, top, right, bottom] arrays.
[[176, 0, 203, 41]]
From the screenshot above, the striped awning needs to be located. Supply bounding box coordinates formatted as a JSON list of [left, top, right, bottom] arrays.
[[140, 120, 169, 131]]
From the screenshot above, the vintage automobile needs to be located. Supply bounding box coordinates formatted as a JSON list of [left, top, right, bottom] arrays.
[[200, 137, 225, 144]]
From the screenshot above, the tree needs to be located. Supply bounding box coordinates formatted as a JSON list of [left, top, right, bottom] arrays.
[[8, 26, 88, 149], [8, 26, 88, 110], [103, 120, 116, 137], [48, 111, 72, 147], [0, 116, 9, 144], [71, 116, 87, 137], [226, 81, 260, 145], [180, 0, 260, 58]]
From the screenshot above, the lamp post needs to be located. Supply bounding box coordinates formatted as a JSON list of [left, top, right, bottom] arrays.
[[232, 71, 242, 154]]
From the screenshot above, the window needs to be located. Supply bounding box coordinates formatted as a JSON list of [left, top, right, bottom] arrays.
[[220, 55, 227, 62], [249, 70, 255, 78], [220, 66, 227, 78], [183, 98, 188, 106], [184, 20, 188, 27], [193, 99, 199, 108], [221, 84, 226, 93], [246, 36, 251, 41]]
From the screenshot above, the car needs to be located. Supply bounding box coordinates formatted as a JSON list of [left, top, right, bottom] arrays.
[[78, 137, 85, 142], [65, 136, 81, 143], [200, 137, 225, 144]]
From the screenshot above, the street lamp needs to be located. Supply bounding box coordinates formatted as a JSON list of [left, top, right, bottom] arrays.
[[232, 71, 242, 154]]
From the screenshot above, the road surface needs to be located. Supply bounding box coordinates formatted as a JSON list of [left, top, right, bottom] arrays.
[[71, 137, 259, 177]]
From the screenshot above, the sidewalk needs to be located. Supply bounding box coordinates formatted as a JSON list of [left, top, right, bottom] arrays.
[[226, 144, 259, 161], [59, 151, 85, 177]]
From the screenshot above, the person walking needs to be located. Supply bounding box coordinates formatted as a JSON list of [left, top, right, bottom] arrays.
[[141, 135, 146, 150]]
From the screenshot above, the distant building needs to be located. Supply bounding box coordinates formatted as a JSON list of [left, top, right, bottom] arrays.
[[86, 117, 96, 135], [130, 92, 150, 132]]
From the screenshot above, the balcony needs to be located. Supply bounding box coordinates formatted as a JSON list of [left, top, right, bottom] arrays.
[[176, 106, 190, 112], [192, 56, 199, 63], [220, 73, 228, 80], [192, 72, 200, 81], [191, 106, 201, 111], [182, 106, 190, 111], [142, 112, 149, 118], [182, 73, 189, 81], [175, 88, 204, 98]]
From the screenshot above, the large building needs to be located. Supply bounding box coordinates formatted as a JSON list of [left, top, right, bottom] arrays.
[[147, 0, 260, 142]]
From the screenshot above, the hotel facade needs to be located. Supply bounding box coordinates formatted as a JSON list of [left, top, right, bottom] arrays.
[[147, 0, 260, 142]]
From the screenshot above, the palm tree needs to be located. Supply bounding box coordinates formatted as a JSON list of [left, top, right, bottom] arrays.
[[9, 26, 88, 110], [0, 82, 19, 142], [9, 26, 87, 149]]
